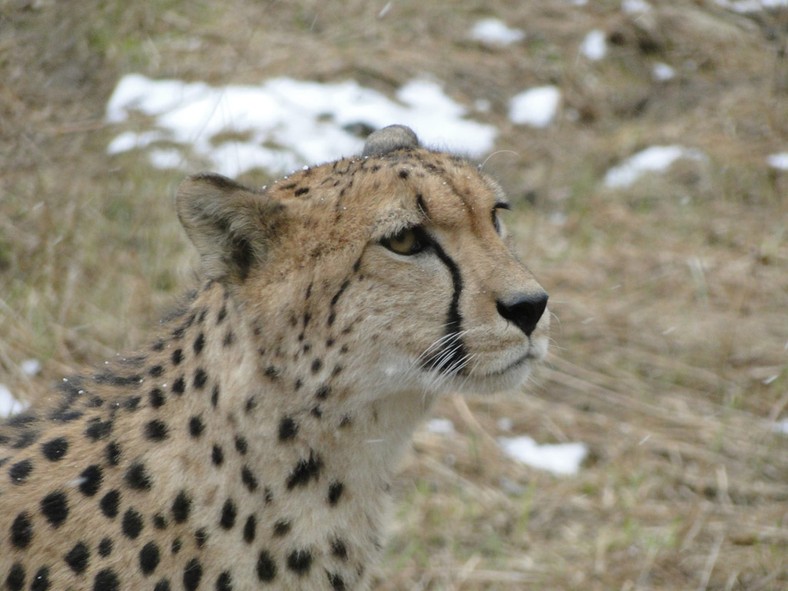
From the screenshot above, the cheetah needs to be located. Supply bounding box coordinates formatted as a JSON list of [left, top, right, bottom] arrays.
[[0, 125, 549, 590]]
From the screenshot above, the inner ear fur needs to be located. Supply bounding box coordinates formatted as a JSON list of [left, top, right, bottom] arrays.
[[176, 173, 285, 282]]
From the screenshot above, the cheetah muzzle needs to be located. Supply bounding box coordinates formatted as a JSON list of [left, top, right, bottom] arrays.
[[1, 125, 549, 590]]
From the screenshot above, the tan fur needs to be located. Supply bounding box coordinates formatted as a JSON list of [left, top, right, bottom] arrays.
[[0, 126, 548, 590]]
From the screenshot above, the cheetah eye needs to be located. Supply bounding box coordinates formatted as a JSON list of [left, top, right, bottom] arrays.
[[492, 202, 510, 235], [381, 227, 428, 256]]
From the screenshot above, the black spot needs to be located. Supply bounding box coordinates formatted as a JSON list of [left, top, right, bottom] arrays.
[[398, 169, 409, 179], [93, 569, 119, 591], [286, 452, 323, 489], [278, 416, 298, 441], [154, 580, 171, 591], [339, 415, 352, 429], [273, 519, 291, 537], [212, 445, 224, 466], [331, 538, 348, 560], [244, 395, 258, 414], [316, 385, 331, 400], [311, 405, 323, 419], [124, 395, 141, 410], [98, 537, 113, 557], [243, 515, 256, 543], [149, 387, 166, 408], [294, 186, 310, 196], [125, 462, 153, 491], [153, 513, 168, 529], [220, 499, 237, 529], [149, 364, 164, 377], [172, 349, 183, 365], [8, 458, 33, 484], [93, 372, 142, 388], [241, 466, 258, 492], [172, 376, 186, 395], [311, 358, 323, 373], [235, 436, 248, 455], [30, 566, 50, 591], [256, 550, 277, 582], [193, 368, 208, 390], [122, 508, 144, 539], [193, 333, 205, 355], [211, 385, 220, 407], [6, 563, 25, 591], [217, 306, 227, 324], [11, 511, 33, 548], [189, 415, 205, 438], [328, 572, 346, 590], [41, 437, 68, 462], [172, 491, 192, 523], [100, 489, 121, 519], [79, 464, 103, 496], [223, 331, 235, 347], [106, 441, 122, 466], [145, 419, 169, 441], [64, 541, 90, 573], [171, 538, 182, 555], [264, 366, 280, 380], [328, 481, 344, 506], [152, 340, 165, 351], [85, 417, 113, 441], [183, 558, 203, 591], [50, 406, 83, 422], [40, 490, 69, 527], [140, 542, 161, 575], [195, 527, 209, 548], [287, 549, 313, 575], [330, 279, 350, 308], [216, 571, 233, 591], [264, 487, 274, 504]]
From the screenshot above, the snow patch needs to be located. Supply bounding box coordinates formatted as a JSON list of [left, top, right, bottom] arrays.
[[622, 0, 652, 13], [105, 74, 497, 176], [509, 86, 561, 128], [20, 359, 41, 377], [499, 436, 587, 476], [469, 18, 525, 46], [580, 30, 607, 61], [766, 152, 788, 171], [0, 384, 29, 418], [773, 419, 788, 435], [604, 145, 706, 189], [652, 62, 676, 82], [426, 418, 455, 435], [715, 0, 787, 13]]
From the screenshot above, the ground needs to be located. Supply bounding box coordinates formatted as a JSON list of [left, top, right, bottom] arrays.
[[0, 1, 786, 589]]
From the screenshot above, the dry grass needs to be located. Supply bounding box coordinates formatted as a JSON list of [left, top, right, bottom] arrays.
[[1, 1, 786, 589]]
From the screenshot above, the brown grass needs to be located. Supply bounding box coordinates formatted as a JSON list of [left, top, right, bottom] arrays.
[[1, 1, 786, 589]]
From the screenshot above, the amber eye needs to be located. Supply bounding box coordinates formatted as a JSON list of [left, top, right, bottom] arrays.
[[381, 227, 427, 256]]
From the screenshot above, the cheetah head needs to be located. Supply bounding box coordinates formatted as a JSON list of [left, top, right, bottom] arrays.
[[176, 125, 549, 405]]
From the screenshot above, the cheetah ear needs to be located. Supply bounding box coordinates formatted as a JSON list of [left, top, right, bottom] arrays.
[[362, 125, 420, 157], [176, 173, 285, 283]]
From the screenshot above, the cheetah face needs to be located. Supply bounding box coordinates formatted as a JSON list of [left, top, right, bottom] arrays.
[[177, 126, 548, 404]]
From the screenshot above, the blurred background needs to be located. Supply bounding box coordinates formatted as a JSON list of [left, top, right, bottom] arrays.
[[1, 1, 786, 588]]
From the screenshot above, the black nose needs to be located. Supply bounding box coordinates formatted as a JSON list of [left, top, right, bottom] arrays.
[[496, 292, 549, 337]]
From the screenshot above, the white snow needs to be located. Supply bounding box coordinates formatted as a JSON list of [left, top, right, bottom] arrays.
[[652, 62, 676, 82], [498, 436, 587, 476], [509, 86, 561, 128], [0, 384, 29, 418], [580, 30, 607, 61], [20, 359, 41, 377], [622, 0, 652, 13], [715, 0, 787, 13], [469, 18, 525, 47], [603, 145, 706, 189], [766, 152, 788, 171], [105, 74, 497, 177], [425, 418, 455, 435], [773, 419, 788, 435]]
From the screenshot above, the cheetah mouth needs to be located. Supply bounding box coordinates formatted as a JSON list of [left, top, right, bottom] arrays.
[[479, 351, 532, 378]]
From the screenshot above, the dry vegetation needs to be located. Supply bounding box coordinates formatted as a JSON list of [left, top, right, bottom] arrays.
[[1, 1, 786, 589]]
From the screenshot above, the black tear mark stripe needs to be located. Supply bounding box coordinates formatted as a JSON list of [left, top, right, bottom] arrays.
[[419, 231, 467, 374]]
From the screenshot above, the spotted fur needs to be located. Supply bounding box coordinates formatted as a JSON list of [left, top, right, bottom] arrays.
[[0, 125, 549, 590]]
